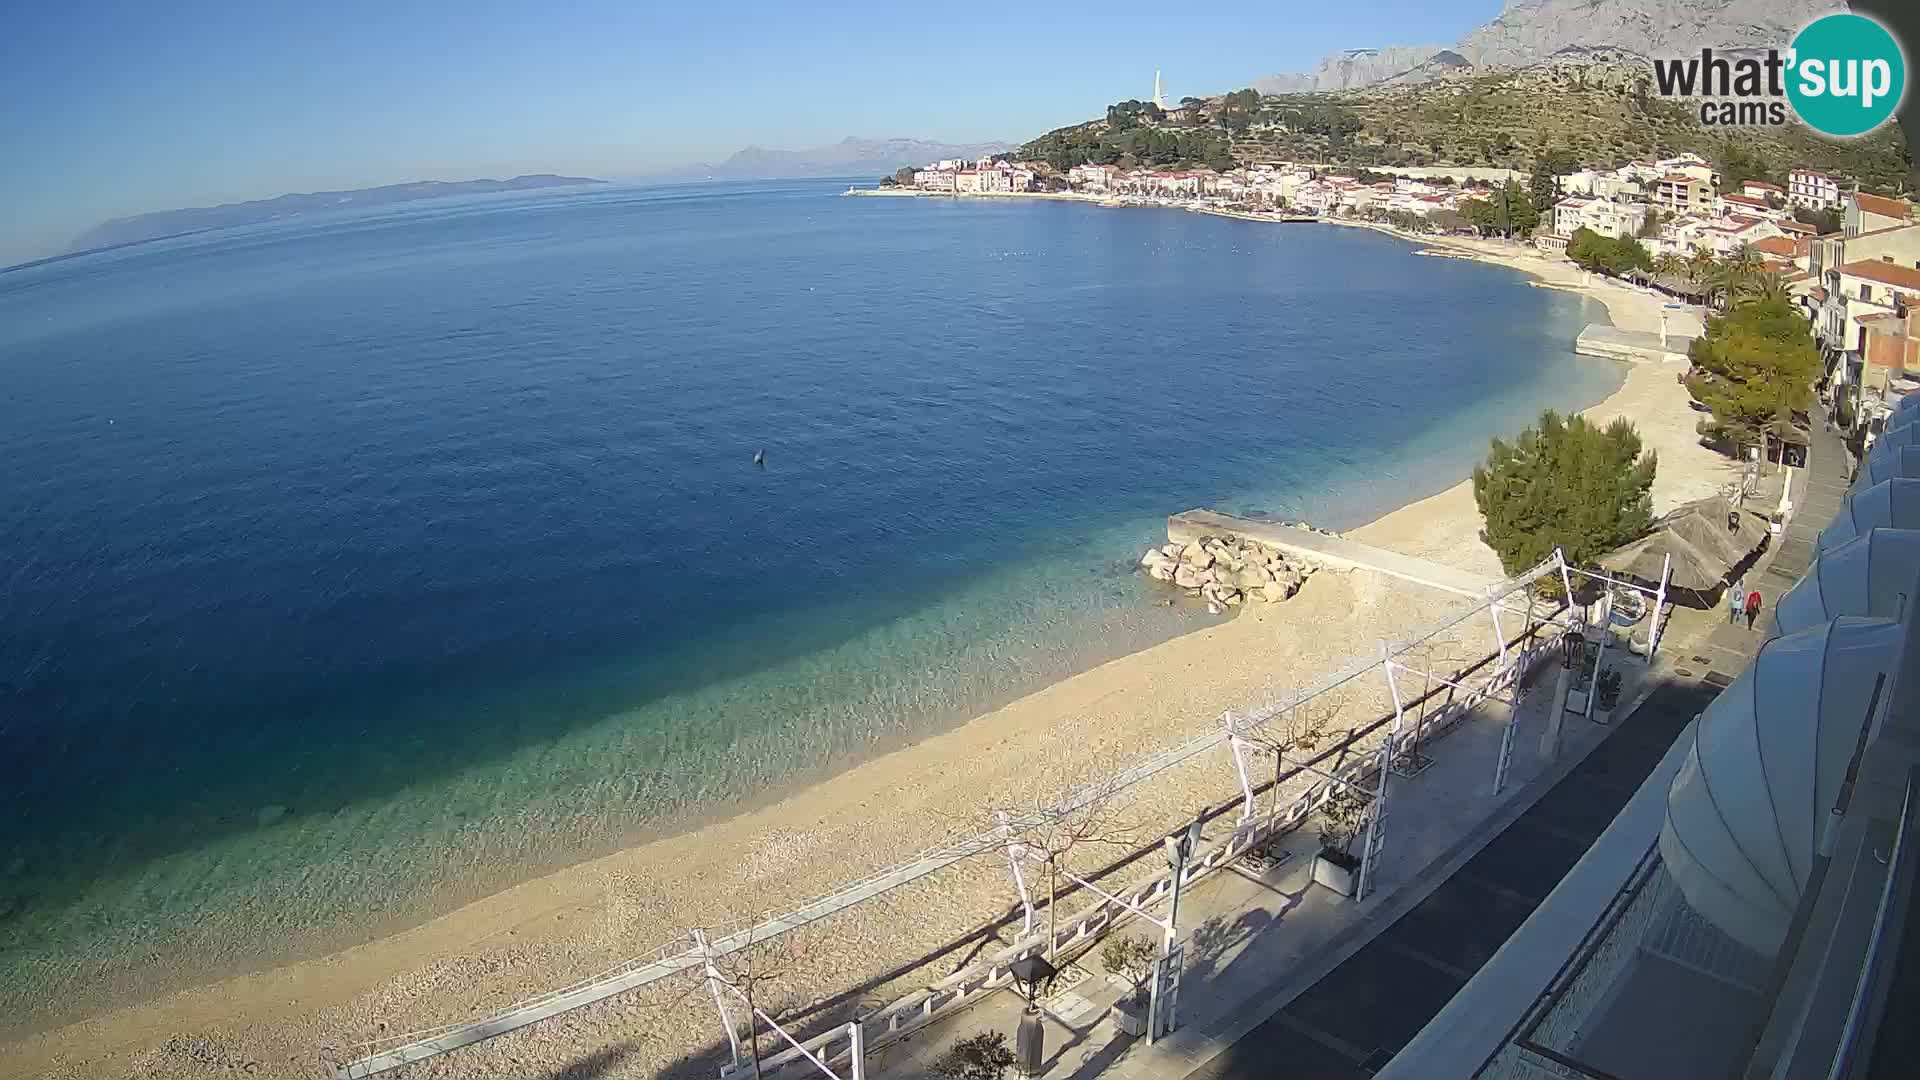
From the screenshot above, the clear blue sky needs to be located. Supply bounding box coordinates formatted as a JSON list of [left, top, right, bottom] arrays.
[[0, 0, 1500, 265]]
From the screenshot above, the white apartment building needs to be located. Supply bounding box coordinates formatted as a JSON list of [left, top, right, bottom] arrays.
[[1654, 153, 1716, 184], [1717, 192, 1791, 221], [1552, 195, 1649, 240], [1814, 223, 1920, 358], [1067, 163, 1118, 191], [1560, 168, 1647, 201], [913, 169, 956, 192], [1788, 168, 1842, 209]]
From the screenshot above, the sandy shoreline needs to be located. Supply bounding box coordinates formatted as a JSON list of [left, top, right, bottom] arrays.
[[0, 220, 1733, 1080]]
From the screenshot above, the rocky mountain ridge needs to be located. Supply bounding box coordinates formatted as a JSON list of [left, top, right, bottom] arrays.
[[1253, 0, 1844, 94], [646, 137, 1012, 181]]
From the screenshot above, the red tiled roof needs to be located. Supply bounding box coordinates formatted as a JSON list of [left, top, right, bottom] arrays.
[[1839, 259, 1920, 291], [1779, 220, 1818, 235], [1744, 181, 1785, 193], [1722, 193, 1770, 208], [1752, 236, 1800, 257], [1856, 193, 1916, 220]]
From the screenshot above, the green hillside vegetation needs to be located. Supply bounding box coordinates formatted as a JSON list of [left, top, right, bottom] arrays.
[[1018, 63, 1910, 192]]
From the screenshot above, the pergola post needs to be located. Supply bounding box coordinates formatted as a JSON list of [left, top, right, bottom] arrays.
[[1557, 548, 1577, 618], [695, 929, 745, 1070], [1646, 552, 1673, 659], [1382, 640, 1405, 741], [999, 813, 1036, 936], [1495, 696, 1519, 794], [1487, 586, 1508, 671], [1356, 741, 1391, 901], [1224, 711, 1257, 826]]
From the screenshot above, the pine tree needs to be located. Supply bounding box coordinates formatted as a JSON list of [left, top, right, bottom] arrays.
[[1683, 296, 1820, 452], [1472, 411, 1658, 574]]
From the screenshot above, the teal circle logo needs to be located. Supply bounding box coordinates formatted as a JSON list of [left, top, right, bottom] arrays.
[[1786, 13, 1906, 138]]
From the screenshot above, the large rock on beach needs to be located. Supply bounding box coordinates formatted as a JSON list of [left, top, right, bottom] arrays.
[[1140, 529, 1325, 606], [1179, 542, 1213, 569]]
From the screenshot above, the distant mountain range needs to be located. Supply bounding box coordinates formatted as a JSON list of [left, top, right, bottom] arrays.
[[69, 174, 605, 253], [1252, 0, 1842, 93], [646, 137, 1012, 181]]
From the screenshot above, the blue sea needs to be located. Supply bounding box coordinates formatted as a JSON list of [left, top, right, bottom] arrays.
[[0, 179, 1620, 1028]]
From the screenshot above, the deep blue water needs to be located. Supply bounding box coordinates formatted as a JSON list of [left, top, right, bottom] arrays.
[[0, 179, 1619, 1025]]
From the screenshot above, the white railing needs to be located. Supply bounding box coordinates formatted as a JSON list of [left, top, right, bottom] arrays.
[[724, 621, 1560, 1079]]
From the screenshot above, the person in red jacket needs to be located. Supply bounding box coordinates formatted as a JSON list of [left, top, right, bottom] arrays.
[[1744, 589, 1763, 631]]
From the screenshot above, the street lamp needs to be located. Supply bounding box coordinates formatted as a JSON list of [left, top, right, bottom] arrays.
[[1149, 812, 1205, 1042], [1008, 953, 1057, 1077]]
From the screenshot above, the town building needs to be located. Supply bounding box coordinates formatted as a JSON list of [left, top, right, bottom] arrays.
[[1813, 226, 1920, 423], [1551, 195, 1648, 240], [1653, 173, 1715, 216], [1067, 163, 1118, 192], [1858, 306, 1920, 401], [1654, 153, 1716, 184], [1848, 191, 1917, 236], [1717, 191, 1790, 221], [912, 168, 956, 193], [1749, 234, 1810, 275], [1788, 167, 1843, 209]]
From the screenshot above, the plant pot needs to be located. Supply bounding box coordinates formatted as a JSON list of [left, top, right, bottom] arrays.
[[1111, 993, 1149, 1037], [1312, 850, 1359, 897]]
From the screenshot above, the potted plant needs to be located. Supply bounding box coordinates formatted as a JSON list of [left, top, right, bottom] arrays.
[[1100, 934, 1160, 1037], [934, 1031, 1018, 1080], [1595, 667, 1623, 716], [1311, 786, 1372, 897]]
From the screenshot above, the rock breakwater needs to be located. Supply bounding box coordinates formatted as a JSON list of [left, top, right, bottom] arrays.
[[1138, 531, 1320, 609]]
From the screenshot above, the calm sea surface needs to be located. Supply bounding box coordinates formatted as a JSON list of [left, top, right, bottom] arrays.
[[0, 179, 1619, 1026]]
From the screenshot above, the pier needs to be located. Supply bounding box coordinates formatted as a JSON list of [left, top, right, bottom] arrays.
[[1574, 324, 1695, 364], [1167, 509, 1500, 598]]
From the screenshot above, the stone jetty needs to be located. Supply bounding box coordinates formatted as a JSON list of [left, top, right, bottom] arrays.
[[1138, 531, 1319, 609]]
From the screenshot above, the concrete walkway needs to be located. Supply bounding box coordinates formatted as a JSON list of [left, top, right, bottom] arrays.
[[1690, 408, 1851, 684], [1167, 510, 1500, 599], [1575, 324, 1696, 365]]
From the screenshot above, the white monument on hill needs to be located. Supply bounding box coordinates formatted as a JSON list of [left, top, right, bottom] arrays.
[[1153, 70, 1167, 110]]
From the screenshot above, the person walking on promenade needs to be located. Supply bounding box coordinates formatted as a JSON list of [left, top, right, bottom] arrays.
[[1745, 589, 1764, 631], [1727, 580, 1744, 625]]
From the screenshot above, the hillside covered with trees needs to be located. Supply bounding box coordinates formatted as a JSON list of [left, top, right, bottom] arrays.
[[1017, 61, 1910, 193]]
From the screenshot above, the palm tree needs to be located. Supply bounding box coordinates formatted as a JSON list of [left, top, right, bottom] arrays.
[[1734, 269, 1791, 307], [1653, 253, 1687, 280], [1685, 247, 1718, 289], [1707, 242, 1769, 310]]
